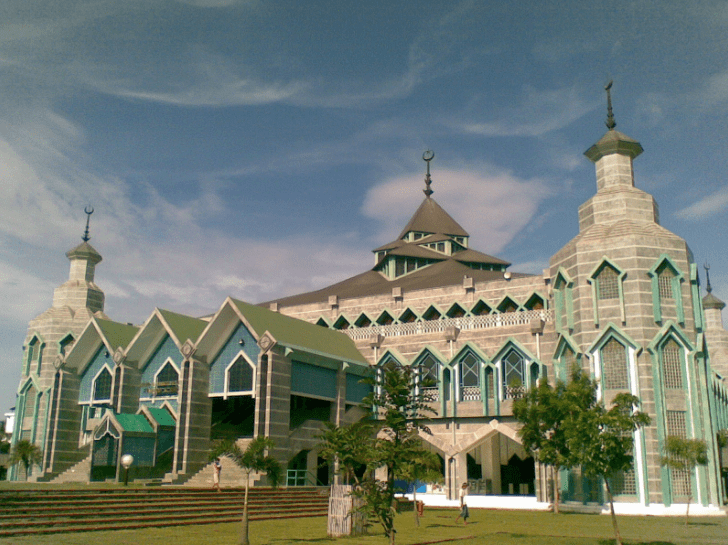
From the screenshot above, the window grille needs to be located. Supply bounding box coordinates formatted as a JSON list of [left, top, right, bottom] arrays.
[[93, 368, 112, 402], [658, 269, 674, 299], [671, 468, 691, 497], [154, 362, 179, 396], [502, 350, 525, 398], [610, 469, 637, 496], [601, 339, 629, 390], [666, 410, 687, 439], [228, 355, 253, 392], [598, 267, 619, 300], [561, 346, 576, 375], [662, 340, 683, 390], [459, 354, 480, 401]]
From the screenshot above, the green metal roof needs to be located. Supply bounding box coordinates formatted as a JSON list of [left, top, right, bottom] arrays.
[[231, 298, 368, 367], [147, 407, 176, 427], [96, 319, 139, 351], [158, 309, 207, 345], [115, 413, 153, 433]]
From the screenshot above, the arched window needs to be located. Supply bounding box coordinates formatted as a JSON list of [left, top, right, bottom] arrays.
[[662, 339, 683, 390], [154, 361, 179, 396], [228, 355, 254, 393], [601, 339, 628, 390], [459, 353, 480, 401], [597, 266, 619, 300], [417, 354, 440, 401], [502, 349, 525, 398], [658, 268, 674, 299], [93, 367, 113, 402]]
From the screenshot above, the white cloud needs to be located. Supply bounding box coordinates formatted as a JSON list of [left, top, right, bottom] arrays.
[[361, 165, 550, 255], [676, 186, 728, 220], [447, 85, 596, 137]]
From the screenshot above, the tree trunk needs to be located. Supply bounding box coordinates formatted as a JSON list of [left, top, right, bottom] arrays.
[[685, 473, 692, 527], [553, 466, 560, 514], [240, 469, 250, 545], [604, 479, 622, 545], [412, 486, 419, 527]]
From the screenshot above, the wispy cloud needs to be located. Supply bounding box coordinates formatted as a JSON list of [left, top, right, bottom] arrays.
[[446, 85, 596, 137], [676, 185, 728, 220]]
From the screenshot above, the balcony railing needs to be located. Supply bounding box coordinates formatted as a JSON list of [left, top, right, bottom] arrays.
[[343, 309, 552, 341]]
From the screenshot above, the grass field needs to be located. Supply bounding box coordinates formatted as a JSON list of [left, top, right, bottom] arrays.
[[1, 508, 725, 545]]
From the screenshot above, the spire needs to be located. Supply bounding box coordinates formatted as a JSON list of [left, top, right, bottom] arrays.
[[82, 206, 93, 242], [605, 80, 616, 130], [705, 262, 713, 293], [423, 150, 434, 198]]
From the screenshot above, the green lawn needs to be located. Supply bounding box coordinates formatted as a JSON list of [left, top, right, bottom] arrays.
[[1, 508, 726, 545]]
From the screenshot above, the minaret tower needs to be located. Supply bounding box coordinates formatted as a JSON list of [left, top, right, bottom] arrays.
[[12, 208, 108, 480], [549, 83, 721, 508]]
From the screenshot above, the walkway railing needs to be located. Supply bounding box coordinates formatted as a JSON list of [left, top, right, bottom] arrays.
[[343, 309, 552, 341]]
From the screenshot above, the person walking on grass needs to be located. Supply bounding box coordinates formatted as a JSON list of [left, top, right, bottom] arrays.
[[455, 482, 469, 525], [212, 458, 222, 491]]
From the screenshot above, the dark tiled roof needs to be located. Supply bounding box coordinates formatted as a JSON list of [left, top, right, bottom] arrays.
[[397, 197, 469, 239], [452, 248, 510, 266], [270, 259, 531, 307]]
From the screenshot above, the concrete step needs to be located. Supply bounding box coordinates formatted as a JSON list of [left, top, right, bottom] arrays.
[[0, 486, 329, 537]]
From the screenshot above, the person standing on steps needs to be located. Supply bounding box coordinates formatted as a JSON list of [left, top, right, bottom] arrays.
[[212, 458, 222, 491], [455, 482, 469, 525]]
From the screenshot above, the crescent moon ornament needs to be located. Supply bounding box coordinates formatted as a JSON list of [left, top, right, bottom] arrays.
[[422, 150, 435, 162], [84, 206, 94, 216]]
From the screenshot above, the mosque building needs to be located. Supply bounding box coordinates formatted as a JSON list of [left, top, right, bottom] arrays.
[[10, 88, 728, 512]]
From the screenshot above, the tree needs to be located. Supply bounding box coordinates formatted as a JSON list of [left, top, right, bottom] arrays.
[[660, 436, 708, 525], [210, 436, 282, 545], [9, 440, 42, 479], [359, 361, 436, 545], [566, 383, 650, 545], [318, 419, 374, 486], [319, 361, 436, 545], [513, 378, 571, 513], [397, 449, 442, 527]]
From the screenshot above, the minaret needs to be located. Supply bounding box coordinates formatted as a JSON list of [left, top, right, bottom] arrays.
[[51, 207, 105, 313], [579, 81, 659, 229], [701, 264, 728, 378]]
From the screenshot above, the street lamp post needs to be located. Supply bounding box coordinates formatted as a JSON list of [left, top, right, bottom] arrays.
[[121, 454, 134, 486]]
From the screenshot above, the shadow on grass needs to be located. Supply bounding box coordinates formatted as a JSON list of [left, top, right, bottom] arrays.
[[599, 541, 676, 545]]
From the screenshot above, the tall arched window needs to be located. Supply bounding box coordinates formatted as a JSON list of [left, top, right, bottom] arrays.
[[154, 361, 179, 396], [662, 339, 683, 390], [502, 349, 525, 398], [601, 338, 629, 390], [418, 353, 440, 401], [228, 355, 254, 393], [597, 266, 619, 300], [93, 367, 113, 402], [459, 353, 480, 401]]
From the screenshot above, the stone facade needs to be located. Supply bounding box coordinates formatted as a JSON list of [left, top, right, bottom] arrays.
[[10, 108, 728, 512]]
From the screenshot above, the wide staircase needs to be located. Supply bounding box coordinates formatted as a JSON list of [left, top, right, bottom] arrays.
[[0, 486, 329, 537]]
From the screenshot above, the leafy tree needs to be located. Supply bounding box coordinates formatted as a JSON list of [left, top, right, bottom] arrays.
[[210, 437, 282, 545], [319, 361, 436, 545], [660, 436, 708, 525], [566, 384, 650, 545], [318, 419, 374, 485], [359, 361, 436, 545], [397, 449, 442, 527], [9, 439, 42, 479], [513, 378, 571, 513]]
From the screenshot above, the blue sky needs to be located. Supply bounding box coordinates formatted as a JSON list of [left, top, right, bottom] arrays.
[[2, 1, 728, 412]]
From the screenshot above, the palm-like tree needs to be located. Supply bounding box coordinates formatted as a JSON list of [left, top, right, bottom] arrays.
[[660, 436, 709, 525], [9, 440, 43, 479], [210, 437, 282, 545]]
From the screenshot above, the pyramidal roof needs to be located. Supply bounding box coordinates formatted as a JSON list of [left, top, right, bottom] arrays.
[[397, 197, 469, 239]]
